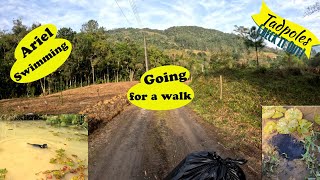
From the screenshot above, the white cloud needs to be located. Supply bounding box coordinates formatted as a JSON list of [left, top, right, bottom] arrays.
[[0, 0, 319, 41]]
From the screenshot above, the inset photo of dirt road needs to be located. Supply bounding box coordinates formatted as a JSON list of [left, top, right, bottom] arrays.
[[86, 82, 261, 180], [262, 106, 320, 179], [88, 107, 256, 179]]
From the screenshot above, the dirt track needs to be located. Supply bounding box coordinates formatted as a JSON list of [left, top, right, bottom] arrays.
[[89, 105, 261, 179]]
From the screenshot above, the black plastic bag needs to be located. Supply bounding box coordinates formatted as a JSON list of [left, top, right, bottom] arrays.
[[165, 151, 247, 180]]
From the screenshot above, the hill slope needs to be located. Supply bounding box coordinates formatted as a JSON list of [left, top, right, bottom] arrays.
[[0, 82, 137, 115], [107, 26, 246, 52]]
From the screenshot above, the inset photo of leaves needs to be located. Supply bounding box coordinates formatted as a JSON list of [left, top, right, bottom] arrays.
[[262, 106, 320, 179]]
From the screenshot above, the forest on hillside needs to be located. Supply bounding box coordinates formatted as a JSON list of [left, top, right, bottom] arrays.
[[0, 19, 320, 100]]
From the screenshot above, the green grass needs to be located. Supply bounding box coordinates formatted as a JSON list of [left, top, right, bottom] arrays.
[[262, 151, 280, 176], [45, 114, 86, 129], [190, 68, 320, 149], [302, 131, 320, 178]]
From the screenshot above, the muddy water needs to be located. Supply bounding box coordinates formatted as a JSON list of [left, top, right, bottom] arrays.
[[0, 120, 88, 180]]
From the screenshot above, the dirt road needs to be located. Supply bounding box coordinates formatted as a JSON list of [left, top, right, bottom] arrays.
[[89, 105, 261, 179]]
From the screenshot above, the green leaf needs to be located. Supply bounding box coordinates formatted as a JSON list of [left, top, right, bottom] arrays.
[[287, 118, 299, 133], [50, 158, 57, 164], [275, 106, 286, 113], [276, 118, 298, 134], [262, 109, 275, 119], [285, 108, 303, 120], [314, 114, 320, 125], [263, 121, 277, 134], [297, 119, 313, 135], [272, 111, 283, 119], [277, 118, 290, 134]]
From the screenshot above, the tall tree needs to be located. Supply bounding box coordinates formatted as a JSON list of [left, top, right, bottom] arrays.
[[81, 20, 99, 33], [57, 27, 76, 41], [244, 26, 265, 67], [73, 32, 94, 84], [233, 25, 249, 38]]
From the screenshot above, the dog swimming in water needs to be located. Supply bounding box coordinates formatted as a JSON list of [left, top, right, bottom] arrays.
[[27, 143, 48, 149]]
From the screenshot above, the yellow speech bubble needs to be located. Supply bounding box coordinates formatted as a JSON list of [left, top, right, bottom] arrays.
[[252, 1, 320, 58], [10, 24, 72, 83], [127, 65, 194, 110]]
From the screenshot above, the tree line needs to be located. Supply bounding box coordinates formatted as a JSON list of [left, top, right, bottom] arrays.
[[1, 19, 319, 100], [0, 20, 174, 99]]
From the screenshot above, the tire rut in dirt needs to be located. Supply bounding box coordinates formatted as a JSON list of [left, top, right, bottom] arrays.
[[141, 112, 172, 179], [89, 106, 152, 180]]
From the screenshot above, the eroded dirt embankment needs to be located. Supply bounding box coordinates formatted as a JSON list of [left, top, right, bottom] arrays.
[[81, 94, 130, 134]]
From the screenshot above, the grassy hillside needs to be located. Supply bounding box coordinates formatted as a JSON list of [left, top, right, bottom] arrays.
[[190, 68, 320, 149]]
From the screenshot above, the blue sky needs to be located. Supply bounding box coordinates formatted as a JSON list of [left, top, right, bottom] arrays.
[[0, 0, 319, 39]]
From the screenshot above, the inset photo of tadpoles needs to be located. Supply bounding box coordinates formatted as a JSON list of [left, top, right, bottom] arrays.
[[262, 106, 320, 179], [0, 114, 88, 180]]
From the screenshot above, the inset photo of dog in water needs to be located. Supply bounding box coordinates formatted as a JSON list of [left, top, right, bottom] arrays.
[[0, 113, 88, 180], [262, 106, 320, 179]]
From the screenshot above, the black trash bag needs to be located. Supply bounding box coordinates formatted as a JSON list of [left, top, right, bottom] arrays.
[[165, 151, 247, 180]]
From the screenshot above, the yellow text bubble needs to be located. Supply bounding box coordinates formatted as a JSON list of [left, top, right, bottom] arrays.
[[127, 65, 194, 110], [252, 1, 320, 59], [10, 24, 72, 83]]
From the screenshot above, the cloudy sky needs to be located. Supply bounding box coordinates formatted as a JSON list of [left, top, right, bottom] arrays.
[[0, 0, 319, 39]]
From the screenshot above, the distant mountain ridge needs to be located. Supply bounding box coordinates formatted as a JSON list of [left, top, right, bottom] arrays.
[[106, 26, 246, 52]]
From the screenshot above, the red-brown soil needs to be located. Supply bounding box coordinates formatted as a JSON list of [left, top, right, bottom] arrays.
[[0, 81, 138, 114]]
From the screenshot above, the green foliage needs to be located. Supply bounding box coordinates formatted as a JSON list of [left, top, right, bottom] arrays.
[[244, 26, 265, 66], [262, 108, 275, 119], [59, 114, 76, 125], [263, 107, 312, 135], [263, 107, 319, 178], [314, 114, 320, 125], [276, 118, 298, 134], [263, 152, 280, 175], [0, 19, 315, 100], [45, 114, 86, 129], [109, 26, 245, 52], [263, 121, 277, 134], [45, 148, 87, 179], [60, 122, 67, 127], [0, 168, 7, 180], [81, 19, 99, 33], [82, 121, 88, 130], [302, 131, 320, 178], [46, 116, 60, 125], [190, 69, 320, 149], [297, 119, 313, 135], [275, 106, 287, 113], [272, 111, 283, 119], [57, 27, 76, 41], [285, 108, 303, 120], [262, 106, 285, 119]]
